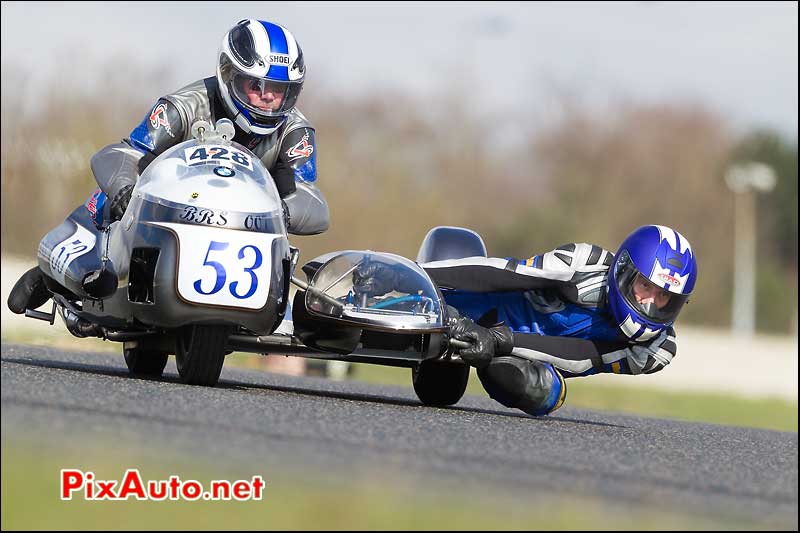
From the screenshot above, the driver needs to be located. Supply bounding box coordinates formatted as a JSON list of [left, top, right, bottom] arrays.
[[355, 225, 698, 417], [8, 19, 329, 314]]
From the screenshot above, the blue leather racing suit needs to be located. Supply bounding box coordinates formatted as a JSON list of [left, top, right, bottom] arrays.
[[421, 243, 678, 415]]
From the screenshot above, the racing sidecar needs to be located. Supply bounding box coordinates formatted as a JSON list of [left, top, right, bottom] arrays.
[[24, 118, 488, 407]]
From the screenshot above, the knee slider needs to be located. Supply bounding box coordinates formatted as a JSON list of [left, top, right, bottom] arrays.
[[531, 363, 566, 416]]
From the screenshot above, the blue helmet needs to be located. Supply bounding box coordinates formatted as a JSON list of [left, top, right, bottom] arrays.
[[217, 19, 306, 135], [607, 225, 698, 341]]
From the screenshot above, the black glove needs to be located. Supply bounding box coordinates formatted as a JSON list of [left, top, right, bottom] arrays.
[[448, 314, 514, 369], [109, 184, 134, 221], [353, 261, 414, 297], [280, 198, 291, 231]]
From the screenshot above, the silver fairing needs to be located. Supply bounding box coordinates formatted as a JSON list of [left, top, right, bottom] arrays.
[[38, 138, 291, 335]]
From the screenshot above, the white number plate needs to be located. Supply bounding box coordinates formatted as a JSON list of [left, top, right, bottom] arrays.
[[183, 145, 253, 171], [150, 222, 280, 310]]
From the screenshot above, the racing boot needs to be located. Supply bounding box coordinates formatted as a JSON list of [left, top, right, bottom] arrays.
[[477, 357, 567, 416], [7, 266, 52, 314]]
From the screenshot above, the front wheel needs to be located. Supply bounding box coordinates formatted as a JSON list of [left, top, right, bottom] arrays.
[[175, 325, 232, 386], [124, 347, 168, 378], [412, 360, 470, 407]]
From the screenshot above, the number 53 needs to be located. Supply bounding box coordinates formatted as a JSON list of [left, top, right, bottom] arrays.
[[193, 241, 263, 300]]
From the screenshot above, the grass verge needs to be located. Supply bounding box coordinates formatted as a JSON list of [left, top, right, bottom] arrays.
[[2, 442, 769, 530]]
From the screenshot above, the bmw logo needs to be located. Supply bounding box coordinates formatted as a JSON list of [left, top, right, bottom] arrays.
[[214, 166, 235, 177]]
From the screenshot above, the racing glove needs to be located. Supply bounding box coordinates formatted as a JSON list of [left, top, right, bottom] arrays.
[[109, 184, 134, 221], [280, 198, 292, 231], [352, 261, 417, 297], [447, 309, 514, 369]]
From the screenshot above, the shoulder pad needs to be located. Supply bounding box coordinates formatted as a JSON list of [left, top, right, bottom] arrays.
[[284, 107, 313, 131], [129, 98, 185, 155], [279, 127, 317, 183], [542, 243, 614, 271], [164, 78, 215, 126]]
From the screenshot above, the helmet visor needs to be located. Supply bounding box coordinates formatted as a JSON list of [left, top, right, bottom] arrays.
[[227, 73, 302, 120], [615, 251, 688, 324]]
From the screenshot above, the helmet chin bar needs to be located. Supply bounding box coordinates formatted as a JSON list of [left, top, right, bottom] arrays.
[[618, 314, 662, 342], [232, 109, 285, 135], [638, 301, 656, 316], [216, 75, 287, 136]]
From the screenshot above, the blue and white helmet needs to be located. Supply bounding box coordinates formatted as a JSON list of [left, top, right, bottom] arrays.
[[217, 19, 306, 135], [607, 225, 698, 341]]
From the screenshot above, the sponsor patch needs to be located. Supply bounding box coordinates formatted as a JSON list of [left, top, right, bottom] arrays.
[[214, 166, 235, 178], [268, 53, 291, 66], [85, 188, 107, 228], [285, 131, 314, 160], [657, 272, 682, 287], [180, 206, 228, 226], [149, 103, 175, 138]]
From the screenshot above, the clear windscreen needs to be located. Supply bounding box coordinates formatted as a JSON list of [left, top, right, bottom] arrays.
[[135, 139, 283, 218], [305, 251, 445, 331]]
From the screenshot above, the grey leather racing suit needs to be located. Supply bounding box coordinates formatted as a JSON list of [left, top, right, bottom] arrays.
[[90, 77, 329, 235]]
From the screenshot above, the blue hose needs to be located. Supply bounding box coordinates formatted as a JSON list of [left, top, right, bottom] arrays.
[[368, 295, 427, 310]]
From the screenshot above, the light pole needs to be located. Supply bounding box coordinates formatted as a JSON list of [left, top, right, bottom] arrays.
[[724, 162, 777, 337]]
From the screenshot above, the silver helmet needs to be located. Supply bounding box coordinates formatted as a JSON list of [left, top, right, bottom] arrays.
[[217, 19, 306, 135]]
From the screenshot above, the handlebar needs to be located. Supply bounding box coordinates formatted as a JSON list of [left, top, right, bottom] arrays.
[[448, 337, 539, 364], [290, 274, 345, 317], [448, 338, 472, 350]]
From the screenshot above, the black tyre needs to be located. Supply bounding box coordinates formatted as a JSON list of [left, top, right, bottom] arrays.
[[175, 325, 231, 386], [124, 347, 168, 378], [412, 360, 470, 407]]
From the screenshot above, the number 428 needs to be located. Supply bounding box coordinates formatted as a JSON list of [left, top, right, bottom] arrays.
[[188, 146, 250, 167]]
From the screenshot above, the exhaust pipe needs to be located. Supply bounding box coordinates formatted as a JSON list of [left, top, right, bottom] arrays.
[[60, 308, 103, 338]]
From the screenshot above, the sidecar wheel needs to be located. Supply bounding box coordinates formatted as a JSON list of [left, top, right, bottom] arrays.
[[412, 360, 469, 407], [124, 347, 168, 378], [175, 325, 231, 386]]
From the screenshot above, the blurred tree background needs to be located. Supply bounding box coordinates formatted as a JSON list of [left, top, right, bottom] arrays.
[[1, 60, 797, 334]]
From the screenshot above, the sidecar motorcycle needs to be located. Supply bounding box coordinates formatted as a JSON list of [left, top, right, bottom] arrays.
[[24, 119, 489, 406]]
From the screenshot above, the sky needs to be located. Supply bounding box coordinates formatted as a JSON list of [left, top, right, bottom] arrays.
[[1, 1, 798, 139]]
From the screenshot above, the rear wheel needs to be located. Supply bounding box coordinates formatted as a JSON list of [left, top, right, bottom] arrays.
[[175, 325, 232, 386], [412, 360, 470, 407], [124, 347, 168, 378]]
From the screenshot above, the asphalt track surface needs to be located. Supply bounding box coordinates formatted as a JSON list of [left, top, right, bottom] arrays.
[[2, 342, 797, 527]]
